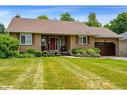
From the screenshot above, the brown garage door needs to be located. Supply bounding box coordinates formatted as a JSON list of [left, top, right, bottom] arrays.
[[95, 42, 115, 56]]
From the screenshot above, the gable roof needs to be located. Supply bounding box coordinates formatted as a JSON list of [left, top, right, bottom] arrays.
[[7, 17, 120, 38], [87, 27, 121, 38], [7, 18, 91, 35], [119, 32, 127, 40]]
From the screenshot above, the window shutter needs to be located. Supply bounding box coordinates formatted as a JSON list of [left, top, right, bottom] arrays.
[[32, 33, 35, 45], [17, 33, 20, 40], [87, 36, 89, 44], [76, 36, 78, 44]]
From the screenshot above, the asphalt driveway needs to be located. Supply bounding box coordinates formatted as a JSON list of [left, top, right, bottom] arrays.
[[100, 56, 127, 61], [65, 56, 127, 61]]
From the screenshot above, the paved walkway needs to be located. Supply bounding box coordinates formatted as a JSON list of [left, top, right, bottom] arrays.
[[100, 56, 127, 61], [64, 56, 127, 61]]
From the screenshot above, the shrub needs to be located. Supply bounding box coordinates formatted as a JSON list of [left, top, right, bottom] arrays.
[[34, 51, 42, 57], [17, 53, 33, 58], [27, 48, 36, 54], [42, 50, 49, 57], [27, 48, 42, 57], [0, 50, 7, 58], [93, 48, 100, 53], [72, 48, 83, 54], [86, 48, 100, 57], [0, 34, 19, 58], [72, 48, 100, 57], [43, 53, 49, 57], [43, 50, 48, 54]]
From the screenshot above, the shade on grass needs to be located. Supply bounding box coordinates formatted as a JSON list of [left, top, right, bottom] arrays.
[[0, 57, 127, 89]]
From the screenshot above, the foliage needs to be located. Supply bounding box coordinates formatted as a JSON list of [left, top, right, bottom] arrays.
[[104, 12, 127, 34], [86, 48, 100, 57], [42, 50, 49, 57], [37, 15, 49, 20], [60, 12, 75, 21], [27, 48, 42, 57], [72, 48, 100, 57], [27, 49, 60, 57], [43, 50, 49, 54], [0, 50, 7, 58], [15, 14, 21, 18], [17, 53, 33, 58], [0, 34, 19, 58], [72, 48, 83, 54], [0, 23, 5, 34], [93, 48, 100, 53], [34, 51, 42, 57], [85, 12, 102, 27], [27, 48, 37, 54]]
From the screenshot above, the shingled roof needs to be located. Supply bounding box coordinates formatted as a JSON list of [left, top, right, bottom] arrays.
[[7, 17, 120, 38], [119, 32, 127, 40], [87, 27, 121, 38]]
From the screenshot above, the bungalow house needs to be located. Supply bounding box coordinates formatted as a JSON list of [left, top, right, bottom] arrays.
[[119, 32, 127, 56], [7, 17, 120, 56]]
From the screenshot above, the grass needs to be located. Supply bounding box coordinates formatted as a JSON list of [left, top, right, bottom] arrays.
[[0, 57, 127, 89]]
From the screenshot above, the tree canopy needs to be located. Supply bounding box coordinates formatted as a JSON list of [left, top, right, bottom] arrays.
[[37, 15, 49, 20], [60, 12, 75, 21], [104, 12, 127, 34], [15, 14, 21, 18], [0, 23, 5, 34], [85, 12, 102, 27]]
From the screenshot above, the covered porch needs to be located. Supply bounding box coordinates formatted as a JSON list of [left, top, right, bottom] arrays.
[[41, 34, 71, 55]]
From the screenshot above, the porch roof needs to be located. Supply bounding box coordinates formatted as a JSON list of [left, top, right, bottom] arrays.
[[7, 18, 120, 38]]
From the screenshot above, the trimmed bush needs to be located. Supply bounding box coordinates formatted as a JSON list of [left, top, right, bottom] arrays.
[[27, 48, 42, 57], [86, 49, 100, 57], [72, 48, 83, 54], [27, 48, 36, 54], [34, 51, 42, 57], [93, 48, 100, 53], [0, 34, 19, 58], [17, 53, 33, 58], [42, 50, 49, 57], [43, 50, 48, 54], [72, 48, 100, 57]]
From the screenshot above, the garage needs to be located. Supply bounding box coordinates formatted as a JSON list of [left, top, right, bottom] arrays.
[[95, 42, 115, 56]]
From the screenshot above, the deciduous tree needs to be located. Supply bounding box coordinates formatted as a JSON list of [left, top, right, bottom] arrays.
[[60, 12, 75, 21], [104, 12, 127, 34], [37, 15, 49, 20], [0, 23, 5, 34], [85, 12, 102, 27]]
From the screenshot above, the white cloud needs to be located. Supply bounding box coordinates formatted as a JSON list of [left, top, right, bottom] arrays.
[[0, 10, 10, 17]]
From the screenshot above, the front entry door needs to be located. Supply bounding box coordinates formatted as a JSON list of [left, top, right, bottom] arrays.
[[50, 38, 56, 50]]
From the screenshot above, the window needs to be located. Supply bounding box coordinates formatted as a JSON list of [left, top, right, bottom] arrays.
[[57, 38, 61, 50], [78, 36, 87, 44], [61, 37, 65, 46], [20, 33, 32, 45], [42, 37, 46, 46]]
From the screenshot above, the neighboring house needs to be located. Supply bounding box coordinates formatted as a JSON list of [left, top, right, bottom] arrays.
[[7, 17, 120, 56], [119, 32, 127, 56]]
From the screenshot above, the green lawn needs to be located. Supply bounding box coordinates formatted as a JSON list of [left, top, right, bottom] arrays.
[[0, 57, 127, 89]]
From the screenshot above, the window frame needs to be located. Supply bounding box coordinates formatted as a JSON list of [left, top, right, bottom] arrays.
[[78, 35, 88, 45], [20, 33, 32, 45], [41, 37, 47, 46]]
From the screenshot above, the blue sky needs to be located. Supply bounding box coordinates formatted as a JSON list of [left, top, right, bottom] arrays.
[[0, 6, 127, 27]]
